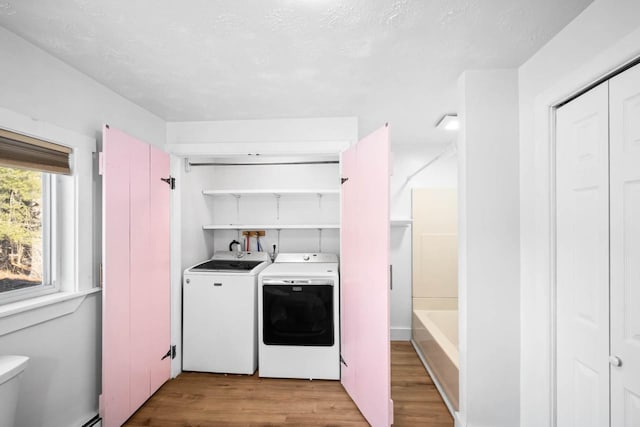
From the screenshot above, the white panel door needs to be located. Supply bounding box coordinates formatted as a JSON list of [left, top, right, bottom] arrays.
[[556, 82, 610, 427], [610, 62, 640, 427]]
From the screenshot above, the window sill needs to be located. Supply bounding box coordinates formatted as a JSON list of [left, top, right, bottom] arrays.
[[0, 288, 102, 337]]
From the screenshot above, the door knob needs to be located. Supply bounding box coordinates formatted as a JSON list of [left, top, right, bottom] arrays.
[[609, 355, 623, 367]]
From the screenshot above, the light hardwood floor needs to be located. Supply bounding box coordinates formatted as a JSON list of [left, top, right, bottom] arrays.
[[124, 341, 453, 426]]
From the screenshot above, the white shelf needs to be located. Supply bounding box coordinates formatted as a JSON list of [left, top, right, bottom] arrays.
[[390, 218, 413, 227], [203, 224, 340, 230], [202, 189, 340, 197]]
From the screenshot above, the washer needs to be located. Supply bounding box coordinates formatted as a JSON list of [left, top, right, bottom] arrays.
[[258, 253, 340, 380], [183, 251, 270, 374]]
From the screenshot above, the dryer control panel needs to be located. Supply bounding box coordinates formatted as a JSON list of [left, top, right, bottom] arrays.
[[274, 253, 338, 263]]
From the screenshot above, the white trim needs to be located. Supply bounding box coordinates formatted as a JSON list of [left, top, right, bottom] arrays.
[[548, 105, 558, 426], [0, 288, 101, 336], [169, 155, 183, 378]]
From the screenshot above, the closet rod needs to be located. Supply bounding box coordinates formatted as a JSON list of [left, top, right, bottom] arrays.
[[404, 143, 456, 183], [188, 160, 339, 166]]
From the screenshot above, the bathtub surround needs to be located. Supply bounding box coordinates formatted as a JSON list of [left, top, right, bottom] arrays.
[[412, 188, 458, 311]]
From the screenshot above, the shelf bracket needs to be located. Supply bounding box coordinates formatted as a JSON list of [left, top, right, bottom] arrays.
[[318, 228, 323, 252], [275, 194, 281, 220], [233, 194, 241, 222]]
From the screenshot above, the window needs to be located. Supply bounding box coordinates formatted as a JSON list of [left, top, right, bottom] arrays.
[[0, 127, 71, 304], [0, 166, 54, 299]]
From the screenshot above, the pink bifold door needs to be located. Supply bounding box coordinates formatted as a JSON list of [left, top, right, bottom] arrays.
[[101, 126, 171, 427], [341, 125, 393, 426]]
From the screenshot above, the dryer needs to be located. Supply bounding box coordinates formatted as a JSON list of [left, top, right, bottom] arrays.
[[183, 251, 270, 374], [258, 253, 340, 380]]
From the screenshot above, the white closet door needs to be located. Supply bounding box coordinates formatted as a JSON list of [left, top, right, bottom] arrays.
[[610, 62, 640, 427], [556, 82, 610, 427]]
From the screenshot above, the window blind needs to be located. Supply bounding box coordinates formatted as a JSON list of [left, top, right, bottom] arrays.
[[0, 128, 72, 175]]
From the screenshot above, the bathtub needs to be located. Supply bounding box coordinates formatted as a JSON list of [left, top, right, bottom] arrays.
[[412, 309, 459, 412]]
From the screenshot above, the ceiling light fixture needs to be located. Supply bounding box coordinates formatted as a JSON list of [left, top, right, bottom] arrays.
[[435, 114, 460, 131]]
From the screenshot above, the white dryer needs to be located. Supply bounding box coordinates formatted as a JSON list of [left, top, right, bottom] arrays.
[[183, 251, 270, 374], [258, 253, 340, 380]]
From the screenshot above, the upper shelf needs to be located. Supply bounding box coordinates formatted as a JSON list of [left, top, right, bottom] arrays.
[[202, 189, 340, 197], [390, 218, 413, 227]]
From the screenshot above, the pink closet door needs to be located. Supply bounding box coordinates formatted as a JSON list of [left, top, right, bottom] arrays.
[[129, 135, 152, 411], [340, 125, 392, 427], [101, 126, 171, 427], [101, 126, 132, 427]]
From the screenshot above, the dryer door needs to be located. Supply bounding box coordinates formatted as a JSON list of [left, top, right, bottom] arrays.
[[262, 282, 335, 346]]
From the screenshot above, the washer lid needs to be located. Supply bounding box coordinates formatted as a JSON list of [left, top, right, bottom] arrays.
[[190, 259, 265, 272]]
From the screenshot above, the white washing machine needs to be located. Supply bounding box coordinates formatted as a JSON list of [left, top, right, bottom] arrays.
[[258, 253, 340, 380], [183, 251, 270, 374]]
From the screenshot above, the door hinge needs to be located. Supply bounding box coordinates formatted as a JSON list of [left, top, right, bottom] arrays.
[[99, 263, 103, 288], [341, 177, 349, 184], [340, 354, 348, 367], [162, 345, 177, 360], [390, 264, 393, 290], [98, 152, 104, 176], [161, 176, 176, 190]]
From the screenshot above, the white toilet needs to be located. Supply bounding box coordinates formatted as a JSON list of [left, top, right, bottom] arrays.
[[0, 355, 29, 427]]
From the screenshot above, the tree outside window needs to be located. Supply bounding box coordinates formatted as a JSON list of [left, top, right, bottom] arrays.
[[0, 166, 43, 293]]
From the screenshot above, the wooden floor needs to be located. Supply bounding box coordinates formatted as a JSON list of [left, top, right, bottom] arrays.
[[125, 342, 453, 426]]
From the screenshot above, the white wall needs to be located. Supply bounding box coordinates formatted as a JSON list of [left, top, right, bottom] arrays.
[[0, 27, 165, 147], [0, 294, 101, 427], [389, 145, 457, 340], [168, 117, 356, 272], [179, 162, 341, 272], [167, 117, 356, 157], [458, 70, 520, 427], [518, 1, 640, 426], [0, 27, 167, 426]]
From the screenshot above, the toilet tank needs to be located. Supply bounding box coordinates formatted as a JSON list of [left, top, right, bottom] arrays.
[[0, 355, 29, 427]]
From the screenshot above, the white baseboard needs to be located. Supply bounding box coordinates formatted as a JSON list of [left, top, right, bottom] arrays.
[[391, 327, 411, 341]]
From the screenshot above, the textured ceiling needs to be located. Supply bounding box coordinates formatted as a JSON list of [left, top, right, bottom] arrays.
[[0, 0, 592, 145]]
